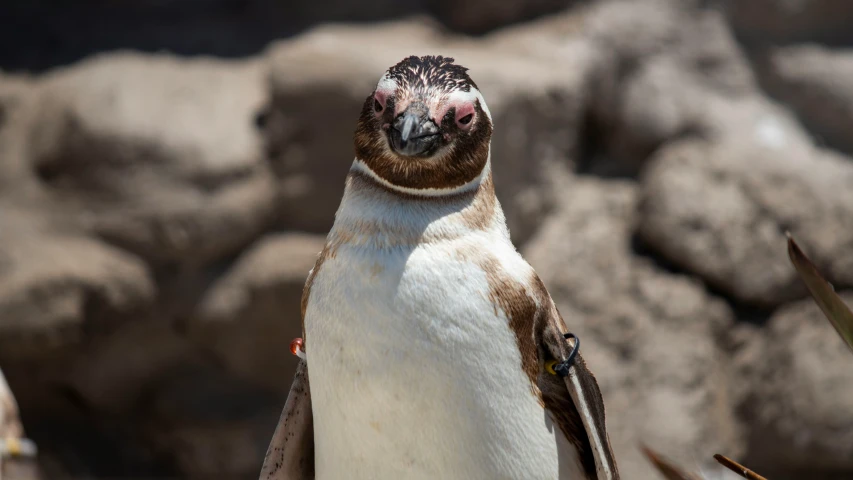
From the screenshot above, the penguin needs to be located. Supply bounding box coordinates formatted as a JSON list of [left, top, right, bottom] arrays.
[[260, 55, 619, 480]]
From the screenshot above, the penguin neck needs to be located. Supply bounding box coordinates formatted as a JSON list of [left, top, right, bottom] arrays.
[[330, 159, 509, 250], [350, 156, 489, 197]]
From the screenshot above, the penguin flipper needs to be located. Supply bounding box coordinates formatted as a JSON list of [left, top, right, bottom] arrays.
[[259, 360, 314, 480], [559, 350, 619, 480], [531, 276, 620, 480]]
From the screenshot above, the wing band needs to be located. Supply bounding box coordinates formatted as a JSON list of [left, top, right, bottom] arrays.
[[549, 332, 580, 377]]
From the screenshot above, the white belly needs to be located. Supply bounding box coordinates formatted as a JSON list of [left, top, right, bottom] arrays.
[[305, 238, 582, 480]]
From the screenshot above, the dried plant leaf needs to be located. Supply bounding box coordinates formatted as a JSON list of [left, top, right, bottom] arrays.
[[639, 444, 702, 480], [713, 454, 767, 480], [787, 233, 853, 354]]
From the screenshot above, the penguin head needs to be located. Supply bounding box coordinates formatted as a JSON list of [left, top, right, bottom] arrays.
[[354, 55, 493, 193]]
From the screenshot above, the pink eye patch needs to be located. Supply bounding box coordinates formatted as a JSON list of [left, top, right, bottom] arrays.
[[434, 101, 475, 129], [373, 90, 388, 113]]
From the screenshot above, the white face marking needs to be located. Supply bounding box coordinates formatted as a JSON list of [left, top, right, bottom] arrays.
[[375, 73, 396, 99], [373, 70, 492, 124]]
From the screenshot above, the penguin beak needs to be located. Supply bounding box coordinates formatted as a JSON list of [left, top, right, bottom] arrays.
[[389, 105, 440, 157]]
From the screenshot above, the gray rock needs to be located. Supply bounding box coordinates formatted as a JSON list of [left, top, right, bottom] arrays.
[[732, 293, 853, 476], [584, 0, 685, 64], [62, 320, 203, 415], [0, 71, 31, 137], [427, 0, 573, 34], [757, 44, 853, 155], [137, 362, 281, 479], [0, 204, 155, 358], [6, 309, 282, 479], [524, 177, 738, 480], [27, 52, 276, 268], [3, 303, 282, 479], [638, 137, 853, 307], [584, 1, 757, 175], [189, 233, 325, 394], [0, 72, 42, 196], [722, 0, 853, 44], [0, 0, 423, 71]]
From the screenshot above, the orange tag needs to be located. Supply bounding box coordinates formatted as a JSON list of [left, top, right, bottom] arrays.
[[290, 338, 305, 359]]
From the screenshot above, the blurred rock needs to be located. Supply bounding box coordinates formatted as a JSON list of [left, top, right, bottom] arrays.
[[638, 137, 853, 307], [62, 321, 201, 415], [0, 72, 30, 134], [4, 318, 281, 479], [0, 204, 155, 358], [139, 363, 281, 479], [427, 0, 573, 34], [0, 0, 423, 72], [189, 233, 324, 394], [0, 72, 42, 196], [732, 293, 853, 477], [28, 52, 276, 268], [583, 1, 757, 175], [524, 177, 738, 480], [584, 0, 684, 68], [722, 0, 853, 45], [0, 0, 589, 72], [757, 44, 853, 154]]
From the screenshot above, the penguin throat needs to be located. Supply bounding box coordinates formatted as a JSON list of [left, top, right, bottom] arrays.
[[351, 157, 491, 199]]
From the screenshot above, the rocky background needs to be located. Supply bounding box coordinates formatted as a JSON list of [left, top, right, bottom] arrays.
[[2, 0, 853, 478]]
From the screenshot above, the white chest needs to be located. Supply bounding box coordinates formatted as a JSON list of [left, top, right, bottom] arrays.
[[304, 237, 581, 479]]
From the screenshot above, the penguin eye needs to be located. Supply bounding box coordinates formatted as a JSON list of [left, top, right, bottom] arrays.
[[373, 91, 388, 115], [455, 103, 476, 130]]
